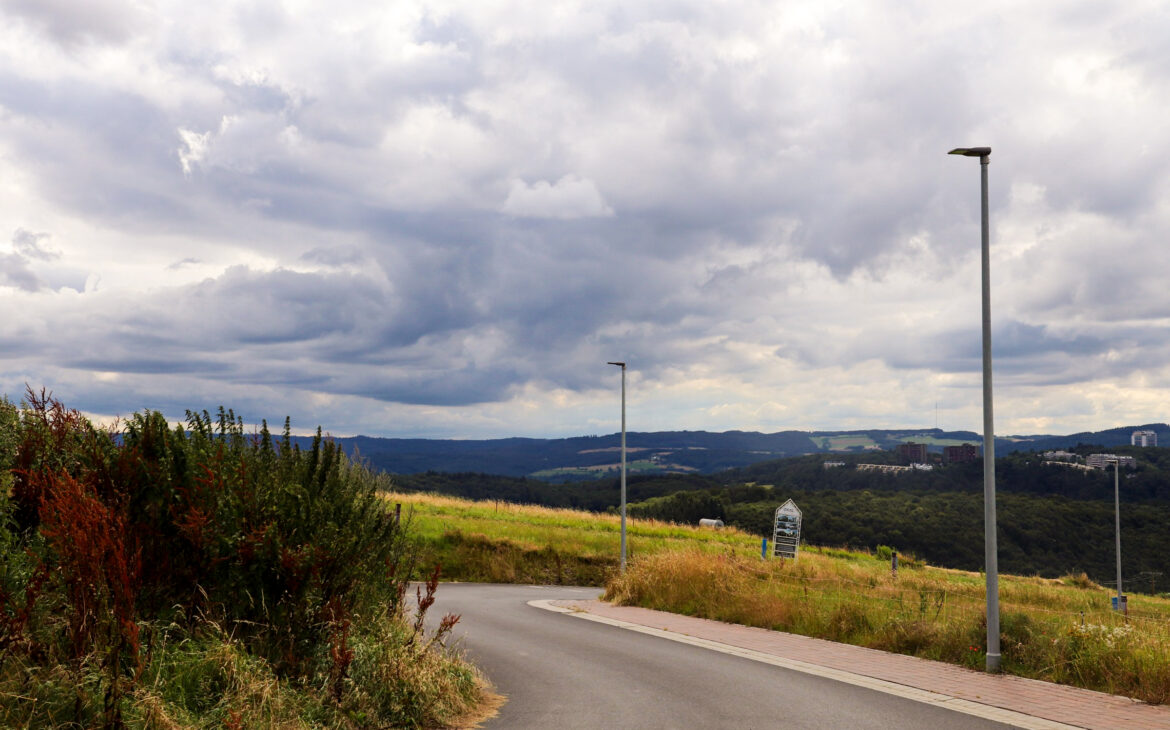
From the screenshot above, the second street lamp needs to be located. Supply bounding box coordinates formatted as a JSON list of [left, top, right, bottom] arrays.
[[949, 146, 1001, 673], [1107, 457, 1125, 612], [607, 361, 628, 572]]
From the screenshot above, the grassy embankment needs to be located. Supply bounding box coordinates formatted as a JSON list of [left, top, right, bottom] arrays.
[[388, 490, 759, 585], [395, 490, 1170, 704]]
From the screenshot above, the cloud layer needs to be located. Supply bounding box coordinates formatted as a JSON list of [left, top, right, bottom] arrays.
[[2, 0, 1170, 438]]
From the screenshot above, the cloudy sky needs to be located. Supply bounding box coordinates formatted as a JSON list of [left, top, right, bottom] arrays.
[[2, 0, 1169, 439]]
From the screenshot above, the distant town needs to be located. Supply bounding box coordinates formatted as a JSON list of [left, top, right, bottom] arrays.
[[841, 429, 1158, 476]]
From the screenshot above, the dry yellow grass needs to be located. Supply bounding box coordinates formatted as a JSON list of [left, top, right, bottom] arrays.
[[606, 549, 1170, 703]]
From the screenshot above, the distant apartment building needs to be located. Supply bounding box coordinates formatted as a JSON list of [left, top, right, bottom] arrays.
[[823, 461, 846, 469], [895, 442, 929, 463], [1043, 450, 1077, 461], [1086, 453, 1136, 470], [1132, 430, 1158, 447], [943, 443, 979, 464]]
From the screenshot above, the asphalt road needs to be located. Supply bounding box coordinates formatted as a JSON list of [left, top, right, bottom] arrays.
[[430, 583, 1013, 729]]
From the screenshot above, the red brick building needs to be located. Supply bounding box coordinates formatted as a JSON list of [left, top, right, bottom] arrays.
[[896, 442, 929, 463], [943, 443, 979, 464]]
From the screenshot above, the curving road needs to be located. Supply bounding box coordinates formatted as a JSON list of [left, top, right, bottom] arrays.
[[431, 583, 1013, 729]]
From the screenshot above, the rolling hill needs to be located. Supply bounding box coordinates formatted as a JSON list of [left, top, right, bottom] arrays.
[[296, 424, 1170, 480]]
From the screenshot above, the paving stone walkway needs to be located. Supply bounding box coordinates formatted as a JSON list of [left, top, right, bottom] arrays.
[[553, 599, 1170, 730]]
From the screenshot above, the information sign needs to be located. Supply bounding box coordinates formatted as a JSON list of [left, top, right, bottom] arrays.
[[771, 499, 802, 560]]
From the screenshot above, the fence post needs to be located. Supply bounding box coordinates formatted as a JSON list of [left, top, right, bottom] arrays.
[[761, 538, 768, 559], [892, 550, 898, 578]]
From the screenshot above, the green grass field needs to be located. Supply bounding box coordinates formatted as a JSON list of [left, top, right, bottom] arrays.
[[390, 490, 757, 584], [895, 434, 978, 446], [812, 435, 881, 450], [528, 459, 663, 479]]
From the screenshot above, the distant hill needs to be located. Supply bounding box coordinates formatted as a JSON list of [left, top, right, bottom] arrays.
[[293, 424, 1170, 480]]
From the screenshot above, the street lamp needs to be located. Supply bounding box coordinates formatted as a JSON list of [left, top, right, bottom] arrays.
[[1107, 457, 1125, 612], [607, 361, 628, 572], [949, 146, 1000, 672]]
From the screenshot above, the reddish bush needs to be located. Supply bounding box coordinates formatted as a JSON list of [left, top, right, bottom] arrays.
[[38, 471, 141, 666]]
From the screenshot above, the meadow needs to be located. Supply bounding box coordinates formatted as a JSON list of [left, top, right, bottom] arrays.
[[811, 435, 880, 450], [392, 490, 1170, 704], [389, 490, 755, 585], [528, 459, 664, 480]]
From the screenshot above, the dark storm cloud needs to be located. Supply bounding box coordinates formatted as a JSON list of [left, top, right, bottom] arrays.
[[0, 73, 201, 230], [874, 319, 1159, 386]]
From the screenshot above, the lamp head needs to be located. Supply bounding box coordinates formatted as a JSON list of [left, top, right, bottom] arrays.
[[948, 147, 992, 157], [607, 361, 626, 368]]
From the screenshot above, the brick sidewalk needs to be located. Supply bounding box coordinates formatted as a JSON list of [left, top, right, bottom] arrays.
[[553, 599, 1170, 730]]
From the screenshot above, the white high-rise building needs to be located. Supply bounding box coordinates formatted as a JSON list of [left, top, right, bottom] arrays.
[[1132, 430, 1158, 447]]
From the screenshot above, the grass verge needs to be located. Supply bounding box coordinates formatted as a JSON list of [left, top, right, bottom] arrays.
[[605, 548, 1170, 704]]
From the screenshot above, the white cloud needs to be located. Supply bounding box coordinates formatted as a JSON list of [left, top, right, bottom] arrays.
[[176, 127, 211, 176], [501, 175, 614, 219]]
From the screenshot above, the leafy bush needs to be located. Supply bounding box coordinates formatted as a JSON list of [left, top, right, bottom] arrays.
[[0, 390, 478, 728]]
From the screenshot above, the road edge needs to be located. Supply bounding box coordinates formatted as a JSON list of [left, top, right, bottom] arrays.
[[529, 599, 1081, 730]]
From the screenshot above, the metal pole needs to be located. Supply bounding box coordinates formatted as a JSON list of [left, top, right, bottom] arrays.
[[620, 364, 627, 572], [608, 361, 628, 572], [1115, 459, 1123, 603], [979, 152, 1001, 673]]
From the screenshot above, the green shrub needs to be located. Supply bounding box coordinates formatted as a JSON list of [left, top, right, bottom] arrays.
[[0, 391, 480, 727]]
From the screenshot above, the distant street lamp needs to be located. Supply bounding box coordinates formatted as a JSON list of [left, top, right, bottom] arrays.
[[948, 146, 1000, 673], [1107, 457, 1125, 611], [607, 361, 628, 572]]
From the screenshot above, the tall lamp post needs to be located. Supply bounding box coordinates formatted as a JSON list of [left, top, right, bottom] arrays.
[[607, 361, 628, 572], [1108, 457, 1125, 611], [949, 146, 1000, 672]]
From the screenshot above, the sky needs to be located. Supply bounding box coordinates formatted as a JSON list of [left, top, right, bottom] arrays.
[[2, 0, 1170, 440]]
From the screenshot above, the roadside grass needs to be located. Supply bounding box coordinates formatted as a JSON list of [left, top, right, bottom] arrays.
[[605, 549, 1170, 704], [384, 491, 759, 584]]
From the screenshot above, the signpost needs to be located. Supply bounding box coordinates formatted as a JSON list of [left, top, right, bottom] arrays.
[[771, 499, 802, 560]]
